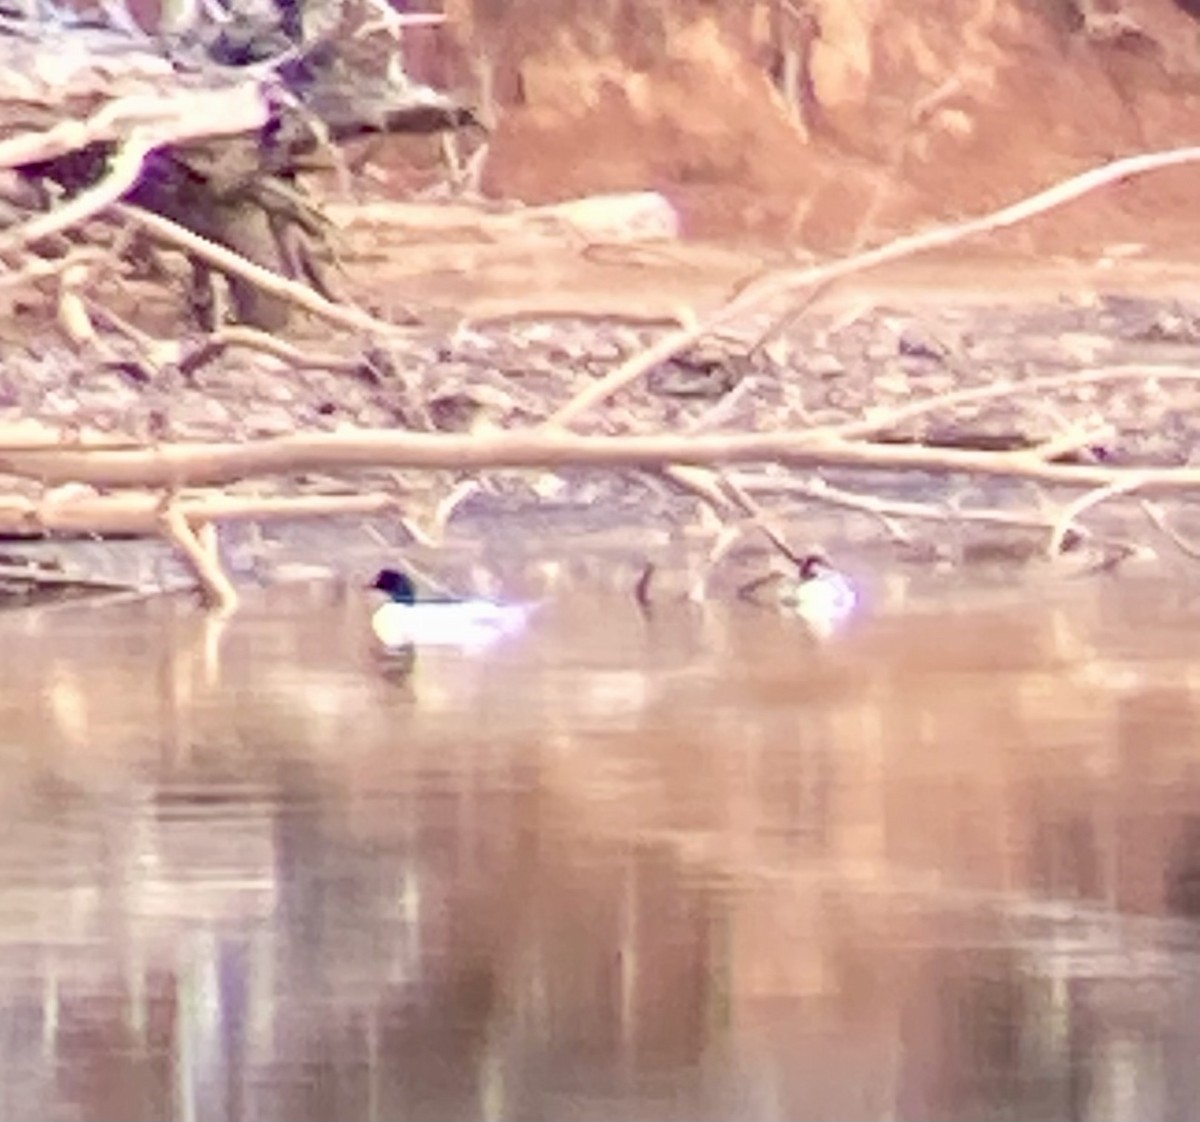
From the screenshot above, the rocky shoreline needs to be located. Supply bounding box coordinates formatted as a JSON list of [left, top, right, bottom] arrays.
[[8, 289, 1200, 450], [5, 285, 1200, 603]]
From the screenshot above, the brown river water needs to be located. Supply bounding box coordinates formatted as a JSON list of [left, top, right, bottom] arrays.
[[2, 569, 1200, 1121]]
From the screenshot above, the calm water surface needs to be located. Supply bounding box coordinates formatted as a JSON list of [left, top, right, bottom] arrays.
[[2, 573, 1200, 1121]]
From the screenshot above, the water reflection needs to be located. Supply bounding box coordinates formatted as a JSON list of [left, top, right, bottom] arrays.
[[1, 574, 1200, 1120]]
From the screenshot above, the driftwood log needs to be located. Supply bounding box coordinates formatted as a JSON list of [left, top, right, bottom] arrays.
[[0, 3, 474, 329]]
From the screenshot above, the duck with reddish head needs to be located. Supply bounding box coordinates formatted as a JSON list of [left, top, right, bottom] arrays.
[[774, 554, 858, 638]]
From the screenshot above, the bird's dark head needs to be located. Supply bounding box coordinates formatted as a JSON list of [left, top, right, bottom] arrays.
[[797, 554, 831, 581], [371, 568, 416, 604]]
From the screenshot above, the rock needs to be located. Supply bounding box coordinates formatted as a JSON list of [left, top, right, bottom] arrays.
[[898, 332, 948, 362], [874, 371, 911, 396], [805, 353, 846, 379], [1056, 332, 1115, 364], [1136, 310, 1200, 344], [499, 192, 681, 243]]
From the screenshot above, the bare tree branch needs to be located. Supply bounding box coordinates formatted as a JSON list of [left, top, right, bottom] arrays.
[[547, 146, 1200, 426], [731, 472, 1062, 536], [0, 247, 112, 290], [0, 135, 155, 256], [0, 85, 271, 170], [1048, 476, 1148, 556], [1140, 500, 1200, 560], [111, 204, 415, 338], [819, 365, 1199, 444], [161, 504, 238, 612], [0, 488, 402, 536], [6, 425, 1200, 490], [178, 326, 367, 375]]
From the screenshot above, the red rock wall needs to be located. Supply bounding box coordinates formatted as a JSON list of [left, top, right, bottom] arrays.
[[405, 0, 1200, 251]]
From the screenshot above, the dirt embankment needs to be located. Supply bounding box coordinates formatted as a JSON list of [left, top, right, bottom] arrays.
[[378, 0, 1200, 256]]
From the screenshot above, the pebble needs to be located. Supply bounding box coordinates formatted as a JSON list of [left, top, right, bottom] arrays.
[[805, 352, 846, 378]]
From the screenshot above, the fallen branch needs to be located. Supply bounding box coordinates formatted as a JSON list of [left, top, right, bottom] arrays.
[[7, 424, 1200, 490], [1140, 501, 1200, 560], [1048, 475, 1148, 556], [0, 422, 144, 452], [0, 85, 271, 170], [731, 472, 1066, 536], [178, 326, 367, 376], [547, 145, 1200, 426], [111, 204, 415, 338], [0, 246, 112, 290], [0, 134, 155, 256], [0, 555, 122, 590], [161, 504, 238, 612], [0, 488, 401, 536], [817, 365, 1193, 444], [13, 142, 1200, 603]]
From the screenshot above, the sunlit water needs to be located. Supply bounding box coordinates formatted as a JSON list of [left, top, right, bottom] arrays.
[[2, 572, 1200, 1121]]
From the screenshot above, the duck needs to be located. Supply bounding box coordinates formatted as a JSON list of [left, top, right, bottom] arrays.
[[777, 555, 858, 638], [369, 568, 535, 653], [739, 553, 858, 638]]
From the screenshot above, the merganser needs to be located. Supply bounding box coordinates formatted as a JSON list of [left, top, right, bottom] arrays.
[[369, 568, 534, 653]]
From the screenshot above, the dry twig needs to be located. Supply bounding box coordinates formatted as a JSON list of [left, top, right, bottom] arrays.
[[1048, 476, 1148, 557], [178, 326, 365, 376], [1140, 501, 1200, 560]]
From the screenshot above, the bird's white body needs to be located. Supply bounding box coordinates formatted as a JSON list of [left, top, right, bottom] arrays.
[[371, 598, 533, 652], [777, 566, 857, 638]]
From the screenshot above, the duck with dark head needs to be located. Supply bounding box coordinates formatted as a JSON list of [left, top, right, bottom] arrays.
[[368, 568, 537, 652]]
